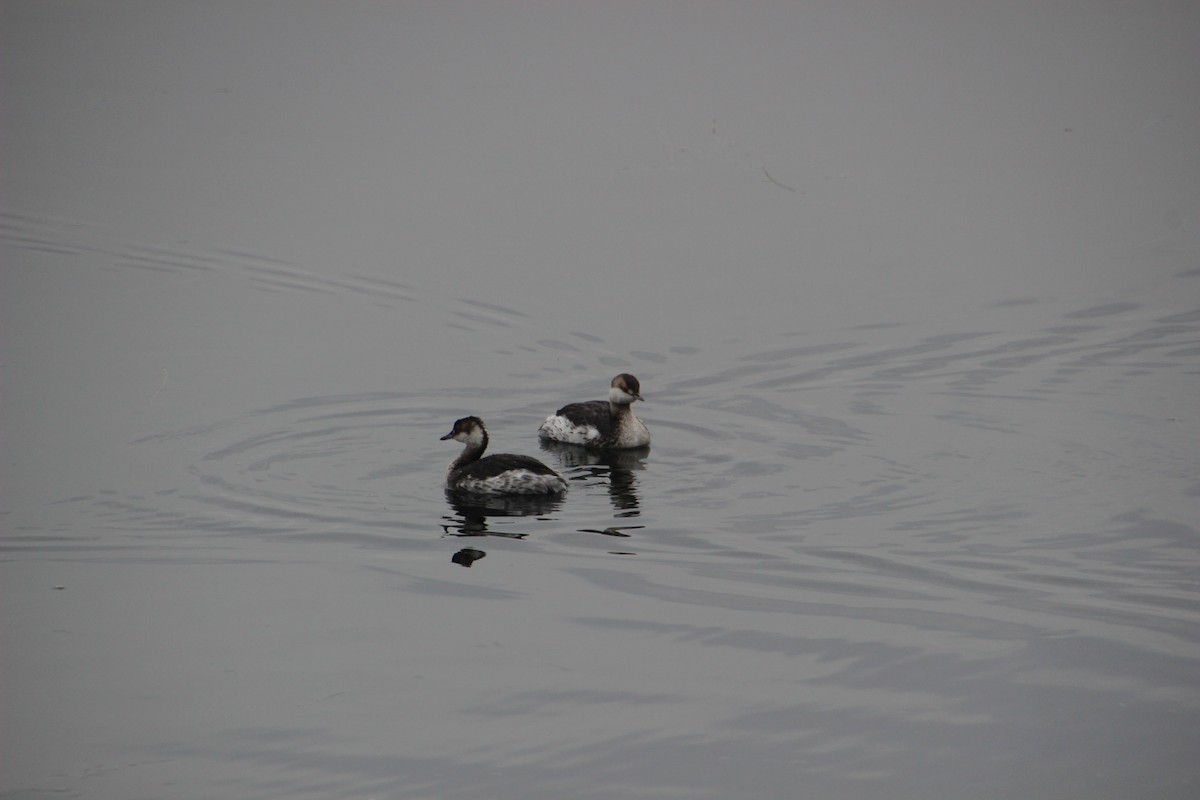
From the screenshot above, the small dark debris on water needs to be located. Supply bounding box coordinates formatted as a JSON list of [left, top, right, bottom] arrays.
[[452, 548, 486, 568]]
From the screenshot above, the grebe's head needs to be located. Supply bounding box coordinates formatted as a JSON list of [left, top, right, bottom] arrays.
[[441, 416, 488, 447], [609, 374, 643, 405]]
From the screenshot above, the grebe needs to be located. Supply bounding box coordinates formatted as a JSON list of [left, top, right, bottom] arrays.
[[537, 374, 650, 448], [441, 416, 568, 495]]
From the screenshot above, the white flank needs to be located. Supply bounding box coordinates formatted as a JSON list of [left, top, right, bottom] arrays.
[[538, 415, 601, 446]]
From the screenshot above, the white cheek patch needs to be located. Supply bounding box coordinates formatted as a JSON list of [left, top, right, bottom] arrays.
[[538, 415, 600, 445], [610, 387, 637, 405]]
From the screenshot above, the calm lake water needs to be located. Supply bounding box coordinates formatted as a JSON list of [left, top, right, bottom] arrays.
[[3, 3, 1199, 799]]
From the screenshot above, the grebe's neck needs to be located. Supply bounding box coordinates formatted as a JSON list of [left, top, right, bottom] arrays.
[[450, 428, 488, 472], [609, 399, 635, 418]]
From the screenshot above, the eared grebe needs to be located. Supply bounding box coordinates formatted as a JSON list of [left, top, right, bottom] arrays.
[[442, 416, 568, 495], [537, 374, 650, 448]]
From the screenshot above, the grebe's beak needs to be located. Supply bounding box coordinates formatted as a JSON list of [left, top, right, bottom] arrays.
[[440, 431, 454, 440]]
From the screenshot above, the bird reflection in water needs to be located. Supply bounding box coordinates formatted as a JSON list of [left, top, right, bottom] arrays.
[[440, 488, 563, 540], [538, 440, 649, 515], [577, 524, 644, 538]]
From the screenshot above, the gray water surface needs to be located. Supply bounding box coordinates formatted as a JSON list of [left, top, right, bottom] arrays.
[[3, 3, 1200, 799]]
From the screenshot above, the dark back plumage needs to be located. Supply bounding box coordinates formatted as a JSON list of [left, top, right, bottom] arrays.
[[457, 452, 561, 480], [555, 399, 617, 436]]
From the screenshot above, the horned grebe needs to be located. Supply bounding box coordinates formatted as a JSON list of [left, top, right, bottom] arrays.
[[537, 374, 650, 448], [442, 416, 568, 495]]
